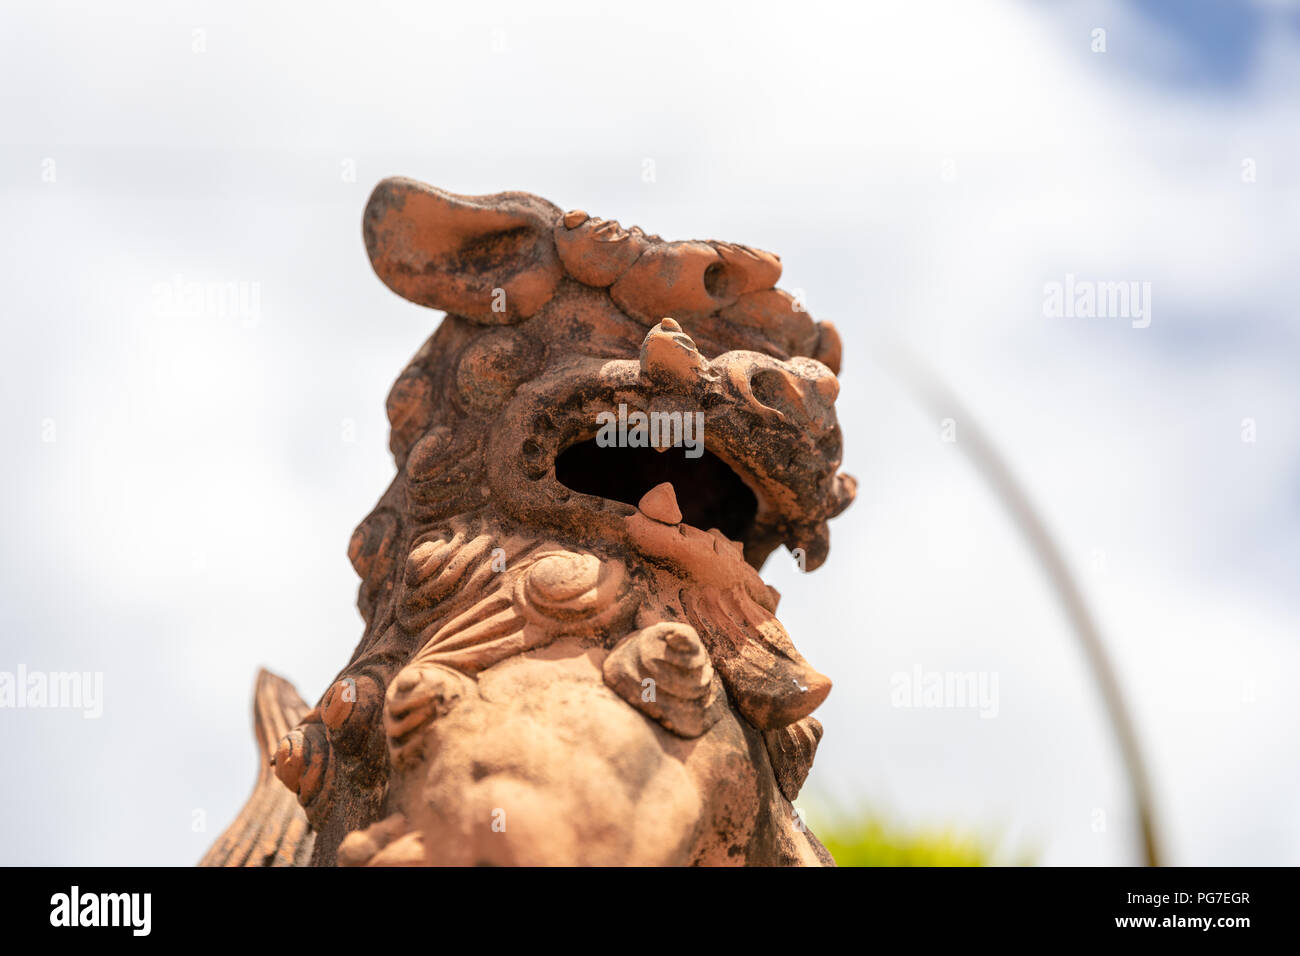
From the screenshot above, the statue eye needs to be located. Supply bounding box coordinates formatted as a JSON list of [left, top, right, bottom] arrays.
[[703, 261, 738, 300]]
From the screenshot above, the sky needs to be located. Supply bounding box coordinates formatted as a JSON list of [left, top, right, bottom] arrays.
[[1, 0, 1297, 865]]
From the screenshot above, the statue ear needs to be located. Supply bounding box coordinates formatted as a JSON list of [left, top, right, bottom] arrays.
[[363, 177, 563, 324]]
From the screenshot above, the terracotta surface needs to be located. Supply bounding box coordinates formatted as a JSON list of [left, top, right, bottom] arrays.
[[203, 178, 856, 866]]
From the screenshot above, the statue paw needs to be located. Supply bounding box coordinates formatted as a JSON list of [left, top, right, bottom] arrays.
[[603, 622, 720, 738], [339, 812, 425, 867], [384, 662, 479, 767]]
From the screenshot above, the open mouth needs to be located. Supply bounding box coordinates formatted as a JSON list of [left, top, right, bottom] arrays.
[[485, 346, 851, 575], [554, 439, 758, 544]]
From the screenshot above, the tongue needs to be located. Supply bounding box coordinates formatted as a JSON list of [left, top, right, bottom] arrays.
[[638, 482, 683, 525]]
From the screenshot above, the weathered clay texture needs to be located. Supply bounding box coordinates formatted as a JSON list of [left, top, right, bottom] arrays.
[[203, 178, 856, 866]]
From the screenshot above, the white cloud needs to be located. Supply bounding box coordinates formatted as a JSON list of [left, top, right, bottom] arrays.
[[1, 0, 1296, 864]]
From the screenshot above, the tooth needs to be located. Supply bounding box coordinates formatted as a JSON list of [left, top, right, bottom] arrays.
[[638, 482, 683, 525]]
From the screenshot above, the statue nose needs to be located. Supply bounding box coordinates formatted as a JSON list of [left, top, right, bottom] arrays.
[[640, 317, 841, 433], [744, 359, 840, 433]]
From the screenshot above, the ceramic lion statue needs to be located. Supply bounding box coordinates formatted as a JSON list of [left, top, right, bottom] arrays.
[[201, 177, 856, 867]]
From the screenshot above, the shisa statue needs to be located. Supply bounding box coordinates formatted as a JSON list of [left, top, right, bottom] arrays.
[[201, 177, 856, 866]]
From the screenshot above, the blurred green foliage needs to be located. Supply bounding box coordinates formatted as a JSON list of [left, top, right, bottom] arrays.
[[809, 806, 1033, 866]]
